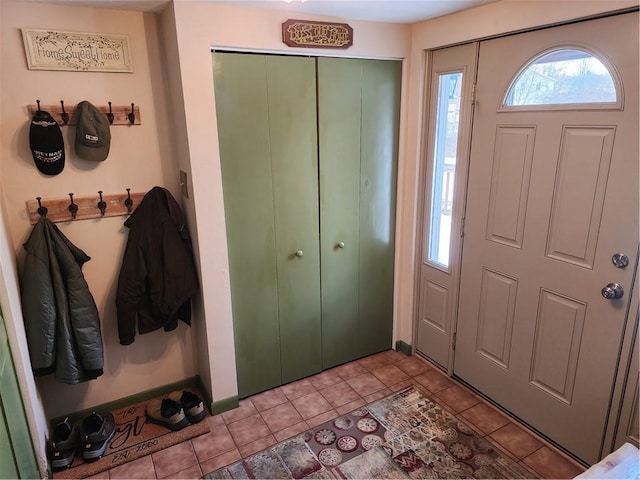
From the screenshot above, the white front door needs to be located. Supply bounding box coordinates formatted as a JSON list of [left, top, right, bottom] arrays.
[[454, 12, 638, 464]]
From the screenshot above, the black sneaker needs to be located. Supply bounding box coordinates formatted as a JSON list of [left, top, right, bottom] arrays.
[[179, 390, 206, 424], [49, 418, 79, 469], [146, 397, 188, 431], [80, 412, 116, 460]]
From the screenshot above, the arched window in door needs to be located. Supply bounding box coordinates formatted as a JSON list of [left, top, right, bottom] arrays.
[[503, 47, 621, 109]]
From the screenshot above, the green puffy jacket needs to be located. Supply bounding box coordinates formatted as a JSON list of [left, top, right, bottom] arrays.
[[21, 217, 103, 384]]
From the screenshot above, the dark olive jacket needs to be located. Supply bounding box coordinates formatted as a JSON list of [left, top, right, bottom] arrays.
[[21, 217, 104, 384], [116, 187, 198, 345]]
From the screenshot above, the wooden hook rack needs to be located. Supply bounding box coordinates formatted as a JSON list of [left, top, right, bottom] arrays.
[[26, 191, 145, 224], [27, 102, 141, 126]]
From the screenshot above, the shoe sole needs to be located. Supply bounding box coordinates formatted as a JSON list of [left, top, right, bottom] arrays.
[[51, 454, 75, 469], [146, 414, 189, 431], [82, 427, 116, 460], [186, 409, 206, 424]]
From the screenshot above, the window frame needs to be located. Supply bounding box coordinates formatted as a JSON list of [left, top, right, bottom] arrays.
[[426, 70, 464, 270], [498, 44, 623, 112]]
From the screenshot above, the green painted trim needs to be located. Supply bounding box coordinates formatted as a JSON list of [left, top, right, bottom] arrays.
[[395, 340, 412, 356], [50, 376, 203, 427], [210, 395, 239, 416]]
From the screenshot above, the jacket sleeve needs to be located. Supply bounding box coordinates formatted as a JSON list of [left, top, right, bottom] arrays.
[[21, 233, 57, 375], [115, 241, 147, 345]]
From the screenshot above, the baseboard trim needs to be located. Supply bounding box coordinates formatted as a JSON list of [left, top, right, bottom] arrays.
[[211, 395, 239, 415], [50, 375, 203, 427], [395, 340, 412, 356]]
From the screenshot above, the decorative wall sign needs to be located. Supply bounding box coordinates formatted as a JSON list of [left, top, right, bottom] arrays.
[[21, 29, 133, 72], [282, 19, 353, 49]]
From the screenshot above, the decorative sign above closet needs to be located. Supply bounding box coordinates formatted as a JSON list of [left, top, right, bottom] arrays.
[[282, 19, 353, 49], [21, 29, 133, 72]]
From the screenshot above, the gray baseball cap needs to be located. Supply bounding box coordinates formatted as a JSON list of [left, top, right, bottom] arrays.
[[75, 101, 110, 162]]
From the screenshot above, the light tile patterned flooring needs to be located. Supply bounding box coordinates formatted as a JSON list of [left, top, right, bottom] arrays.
[[88, 351, 586, 479]]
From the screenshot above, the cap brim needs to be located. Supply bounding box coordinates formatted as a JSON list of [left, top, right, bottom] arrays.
[[76, 143, 109, 162]]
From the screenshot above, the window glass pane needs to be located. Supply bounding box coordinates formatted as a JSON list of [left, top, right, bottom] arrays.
[[428, 72, 462, 268], [506, 49, 616, 106]]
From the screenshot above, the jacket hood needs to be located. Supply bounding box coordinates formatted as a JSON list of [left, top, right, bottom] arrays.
[[124, 186, 185, 233]]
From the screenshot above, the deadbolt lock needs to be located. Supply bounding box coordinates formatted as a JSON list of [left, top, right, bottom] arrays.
[[612, 253, 629, 269]]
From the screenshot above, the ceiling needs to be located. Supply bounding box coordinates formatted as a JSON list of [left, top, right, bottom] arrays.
[[209, 1, 497, 24], [29, 0, 497, 24]]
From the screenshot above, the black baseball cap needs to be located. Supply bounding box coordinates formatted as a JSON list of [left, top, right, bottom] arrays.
[[29, 110, 65, 176]]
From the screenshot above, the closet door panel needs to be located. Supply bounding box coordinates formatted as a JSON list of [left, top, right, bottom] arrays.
[[266, 56, 322, 383], [359, 60, 401, 355], [318, 57, 362, 368], [213, 53, 281, 397]]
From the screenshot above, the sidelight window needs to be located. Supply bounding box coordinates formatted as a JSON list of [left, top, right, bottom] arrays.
[[504, 48, 618, 107], [428, 72, 463, 268]]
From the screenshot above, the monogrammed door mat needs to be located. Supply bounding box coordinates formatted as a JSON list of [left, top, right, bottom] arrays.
[[52, 389, 210, 479]]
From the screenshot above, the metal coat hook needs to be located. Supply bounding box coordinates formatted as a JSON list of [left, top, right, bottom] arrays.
[[124, 188, 133, 214], [36, 100, 41, 113], [107, 101, 114, 124], [128, 103, 135, 124], [36, 197, 48, 217], [68, 193, 78, 219], [97, 191, 107, 216], [60, 100, 69, 125]]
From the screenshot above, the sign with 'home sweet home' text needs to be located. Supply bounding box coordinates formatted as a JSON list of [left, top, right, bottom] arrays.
[[22, 29, 133, 73]]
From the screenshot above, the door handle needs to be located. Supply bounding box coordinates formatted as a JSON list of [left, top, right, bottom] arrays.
[[295, 250, 304, 258], [601, 283, 624, 300], [337, 242, 345, 249]]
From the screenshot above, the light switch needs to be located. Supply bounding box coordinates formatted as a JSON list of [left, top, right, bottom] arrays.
[[180, 170, 189, 198]]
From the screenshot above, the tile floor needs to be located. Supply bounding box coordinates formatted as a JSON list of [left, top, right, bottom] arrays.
[[88, 351, 587, 479]]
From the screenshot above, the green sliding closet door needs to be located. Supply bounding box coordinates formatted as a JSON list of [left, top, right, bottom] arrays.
[[213, 53, 321, 398], [266, 57, 322, 385], [358, 59, 401, 355], [0, 311, 39, 479], [318, 58, 401, 368], [317, 58, 362, 368]]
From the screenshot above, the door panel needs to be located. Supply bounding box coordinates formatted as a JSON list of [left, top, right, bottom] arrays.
[[614, 317, 639, 449], [486, 126, 535, 249], [267, 56, 322, 384], [319, 58, 401, 367], [0, 312, 38, 479], [416, 43, 477, 368], [214, 53, 321, 397], [454, 13, 639, 463], [359, 59, 401, 356], [545, 126, 615, 267], [318, 57, 362, 368], [213, 53, 281, 397]]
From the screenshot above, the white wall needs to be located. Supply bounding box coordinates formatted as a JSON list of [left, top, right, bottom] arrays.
[[0, 0, 198, 426], [393, 0, 639, 345], [163, 1, 412, 404]]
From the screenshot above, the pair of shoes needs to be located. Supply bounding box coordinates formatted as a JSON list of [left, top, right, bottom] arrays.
[[146, 390, 206, 431], [48, 411, 116, 468]]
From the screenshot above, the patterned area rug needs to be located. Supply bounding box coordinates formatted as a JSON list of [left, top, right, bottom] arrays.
[[205, 386, 537, 479], [53, 389, 210, 479]]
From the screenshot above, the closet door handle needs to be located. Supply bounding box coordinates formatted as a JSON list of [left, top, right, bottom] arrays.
[[295, 250, 304, 258], [337, 242, 345, 249]]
